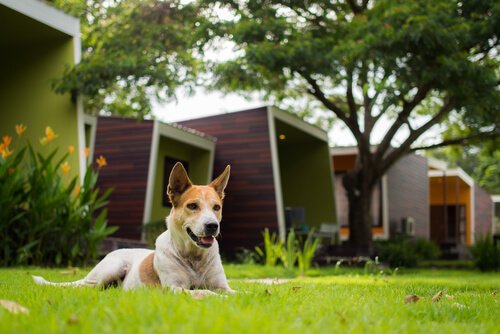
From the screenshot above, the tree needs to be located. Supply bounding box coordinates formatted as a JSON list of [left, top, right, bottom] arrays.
[[200, 0, 500, 254], [46, 0, 202, 117], [430, 140, 500, 194]]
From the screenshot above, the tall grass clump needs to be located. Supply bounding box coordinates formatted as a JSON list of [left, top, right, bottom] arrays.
[[255, 228, 320, 275], [471, 233, 500, 271], [0, 125, 116, 266]]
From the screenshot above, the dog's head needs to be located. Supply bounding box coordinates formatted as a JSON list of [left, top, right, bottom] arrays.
[[167, 162, 230, 249]]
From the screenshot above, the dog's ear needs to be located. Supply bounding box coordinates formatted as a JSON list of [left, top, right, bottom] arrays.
[[209, 165, 230, 200], [167, 162, 192, 207]]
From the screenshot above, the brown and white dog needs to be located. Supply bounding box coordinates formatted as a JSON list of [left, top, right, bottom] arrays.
[[33, 162, 234, 296]]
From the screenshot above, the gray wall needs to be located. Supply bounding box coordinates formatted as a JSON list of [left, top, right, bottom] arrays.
[[387, 153, 429, 238]]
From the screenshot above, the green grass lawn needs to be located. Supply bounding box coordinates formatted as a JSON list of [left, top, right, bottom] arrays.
[[1, 265, 499, 333]]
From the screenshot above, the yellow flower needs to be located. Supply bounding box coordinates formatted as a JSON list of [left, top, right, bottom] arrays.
[[61, 161, 71, 175], [40, 137, 48, 146], [2, 135, 12, 147], [2, 148, 13, 158], [84, 147, 90, 158], [96, 155, 107, 168], [45, 126, 58, 142], [15, 124, 27, 136], [68, 145, 75, 154]]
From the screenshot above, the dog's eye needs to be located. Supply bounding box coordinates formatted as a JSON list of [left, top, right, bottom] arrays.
[[186, 203, 199, 211], [213, 204, 221, 211]]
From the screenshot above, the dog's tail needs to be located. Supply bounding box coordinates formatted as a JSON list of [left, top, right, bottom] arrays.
[[32, 275, 95, 287]]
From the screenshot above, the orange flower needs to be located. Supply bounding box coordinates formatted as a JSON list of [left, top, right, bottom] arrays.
[[61, 161, 71, 174], [15, 124, 27, 136], [75, 185, 81, 196], [2, 135, 12, 147], [68, 145, 75, 154], [84, 147, 90, 157], [96, 155, 107, 168], [0, 143, 4, 155], [2, 147, 13, 158], [45, 126, 58, 142]]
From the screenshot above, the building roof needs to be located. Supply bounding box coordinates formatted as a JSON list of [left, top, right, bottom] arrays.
[[0, 0, 79, 37]]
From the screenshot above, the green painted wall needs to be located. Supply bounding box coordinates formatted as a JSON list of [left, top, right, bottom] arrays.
[[276, 121, 337, 230], [150, 136, 211, 222], [0, 22, 80, 178]]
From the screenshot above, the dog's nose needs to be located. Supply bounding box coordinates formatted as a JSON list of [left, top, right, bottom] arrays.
[[204, 222, 219, 235]]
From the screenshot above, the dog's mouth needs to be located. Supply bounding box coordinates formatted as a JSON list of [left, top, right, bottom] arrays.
[[186, 227, 215, 249]]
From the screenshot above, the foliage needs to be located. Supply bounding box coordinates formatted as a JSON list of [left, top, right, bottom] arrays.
[[44, 0, 202, 117], [254, 228, 319, 275], [200, 0, 500, 254], [281, 228, 298, 270], [429, 139, 500, 194], [296, 231, 320, 276], [0, 127, 115, 266], [470, 233, 500, 271], [375, 237, 441, 268], [254, 228, 283, 266]]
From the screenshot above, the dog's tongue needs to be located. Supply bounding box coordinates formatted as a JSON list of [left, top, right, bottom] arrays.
[[200, 236, 215, 245]]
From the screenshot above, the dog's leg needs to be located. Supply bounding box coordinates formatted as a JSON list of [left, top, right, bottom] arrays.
[[33, 254, 129, 288]]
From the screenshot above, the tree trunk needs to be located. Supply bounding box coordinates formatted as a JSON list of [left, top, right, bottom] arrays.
[[343, 166, 376, 256]]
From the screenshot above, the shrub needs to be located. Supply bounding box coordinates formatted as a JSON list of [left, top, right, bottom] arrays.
[[0, 125, 116, 266], [471, 233, 500, 271], [375, 237, 441, 268]]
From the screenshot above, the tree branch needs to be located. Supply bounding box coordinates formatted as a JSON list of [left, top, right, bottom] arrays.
[[373, 83, 432, 164], [378, 98, 455, 177], [299, 71, 366, 145], [411, 130, 500, 151], [347, 0, 369, 14]]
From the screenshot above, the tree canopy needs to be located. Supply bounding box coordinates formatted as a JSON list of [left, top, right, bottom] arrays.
[[197, 0, 499, 253], [46, 0, 202, 117]]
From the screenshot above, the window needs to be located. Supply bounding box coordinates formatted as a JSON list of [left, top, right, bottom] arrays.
[[162, 157, 189, 207]]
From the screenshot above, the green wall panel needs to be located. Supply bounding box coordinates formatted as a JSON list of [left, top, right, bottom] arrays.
[[276, 120, 337, 230], [0, 34, 80, 178]]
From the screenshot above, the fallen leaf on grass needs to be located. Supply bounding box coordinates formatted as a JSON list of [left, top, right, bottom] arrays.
[[0, 300, 29, 315], [432, 291, 443, 302], [265, 288, 272, 295], [404, 295, 422, 304], [292, 286, 302, 292]]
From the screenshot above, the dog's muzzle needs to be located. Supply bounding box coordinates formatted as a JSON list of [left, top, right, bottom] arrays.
[[186, 226, 217, 249]]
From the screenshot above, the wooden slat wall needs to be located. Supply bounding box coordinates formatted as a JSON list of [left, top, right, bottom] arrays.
[[94, 116, 154, 240], [181, 107, 279, 255]]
